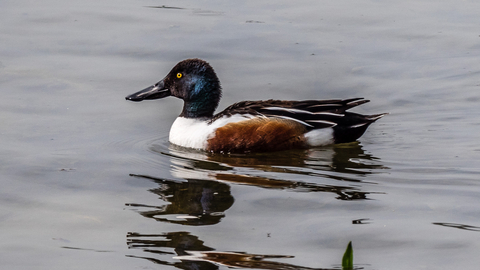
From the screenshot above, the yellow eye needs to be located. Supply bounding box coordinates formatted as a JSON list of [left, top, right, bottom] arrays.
[[176, 73, 182, 79]]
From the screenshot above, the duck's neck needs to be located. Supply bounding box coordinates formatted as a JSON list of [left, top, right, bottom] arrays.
[[180, 99, 218, 119], [179, 75, 221, 119]]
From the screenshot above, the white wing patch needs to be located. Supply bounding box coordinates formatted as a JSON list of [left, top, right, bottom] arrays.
[[309, 104, 342, 108], [312, 112, 344, 117], [273, 115, 314, 127], [348, 122, 369, 128], [305, 120, 337, 127], [262, 107, 315, 114]]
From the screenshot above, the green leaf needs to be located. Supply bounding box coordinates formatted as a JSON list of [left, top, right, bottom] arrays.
[[342, 241, 353, 270]]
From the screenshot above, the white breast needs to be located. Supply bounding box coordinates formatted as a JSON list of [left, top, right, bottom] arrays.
[[169, 115, 254, 150]]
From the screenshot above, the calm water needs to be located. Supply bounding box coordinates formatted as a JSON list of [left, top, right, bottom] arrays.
[[1, 0, 480, 269]]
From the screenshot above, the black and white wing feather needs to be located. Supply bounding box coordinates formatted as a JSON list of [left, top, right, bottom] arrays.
[[213, 97, 383, 129]]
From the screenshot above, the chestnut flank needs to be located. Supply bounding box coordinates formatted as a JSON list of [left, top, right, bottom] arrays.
[[206, 118, 307, 153]]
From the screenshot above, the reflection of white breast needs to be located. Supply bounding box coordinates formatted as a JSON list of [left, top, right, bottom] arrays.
[[169, 115, 254, 150]]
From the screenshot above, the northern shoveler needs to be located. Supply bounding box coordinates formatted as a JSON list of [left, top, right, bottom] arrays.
[[126, 58, 386, 153]]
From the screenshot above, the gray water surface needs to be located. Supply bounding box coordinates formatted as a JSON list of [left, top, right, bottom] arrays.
[[1, 0, 480, 269]]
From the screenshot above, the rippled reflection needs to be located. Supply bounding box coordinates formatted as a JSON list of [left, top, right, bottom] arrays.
[[126, 141, 384, 269], [203, 142, 386, 178], [150, 141, 387, 200], [127, 231, 343, 270], [127, 231, 216, 269], [127, 176, 234, 226]]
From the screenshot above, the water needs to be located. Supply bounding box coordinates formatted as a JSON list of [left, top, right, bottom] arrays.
[[1, 0, 480, 269]]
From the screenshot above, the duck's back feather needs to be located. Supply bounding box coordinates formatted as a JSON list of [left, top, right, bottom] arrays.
[[211, 98, 384, 130]]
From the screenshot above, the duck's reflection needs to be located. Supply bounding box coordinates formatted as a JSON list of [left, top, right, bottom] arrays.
[[127, 231, 337, 270], [127, 176, 234, 226], [203, 142, 386, 180], [126, 142, 381, 269], [127, 231, 215, 269], [152, 142, 386, 200], [127, 144, 384, 227]]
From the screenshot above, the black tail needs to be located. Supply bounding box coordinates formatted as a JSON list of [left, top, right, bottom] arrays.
[[333, 113, 387, 144]]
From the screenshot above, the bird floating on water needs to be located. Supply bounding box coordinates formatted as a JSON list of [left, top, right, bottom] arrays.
[[126, 58, 386, 153]]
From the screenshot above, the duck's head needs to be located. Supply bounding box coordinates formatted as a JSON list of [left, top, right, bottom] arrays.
[[126, 58, 222, 118]]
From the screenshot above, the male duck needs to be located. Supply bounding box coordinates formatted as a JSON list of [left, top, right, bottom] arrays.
[[126, 58, 385, 153]]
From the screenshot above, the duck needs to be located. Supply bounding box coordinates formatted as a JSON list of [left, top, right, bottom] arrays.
[[126, 58, 386, 153]]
